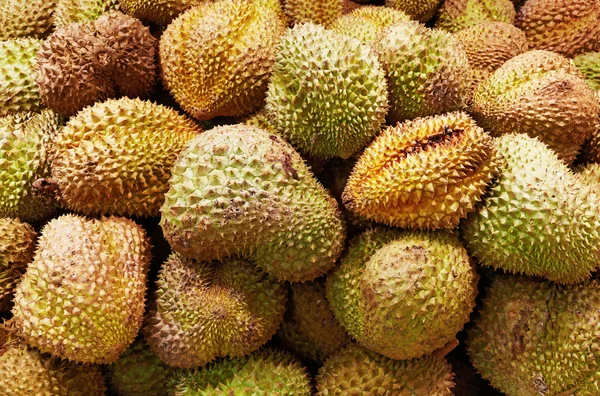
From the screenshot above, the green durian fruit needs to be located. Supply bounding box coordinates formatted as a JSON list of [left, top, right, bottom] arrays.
[[107, 339, 174, 396], [574, 51, 600, 92], [0, 110, 62, 222], [468, 275, 600, 395], [54, 0, 120, 27], [374, 21, 470, 125], [0, 0, 55, 40], [11, 214, 151, 364], [435, 0, 516, 33], [461, 134, 600, 284], [168, 349, 312, 395], [316, 344, 455, 395], [119, 0, 207, 26], [265, 22, 388, 160], [48, 97, 201, 217], [0, 218, 36, 311], [385, 0, 443, 22], [327, 228, 478, 360], [0, 38, 44, 117], [160, 124, 346, 283], [144, 253, 287, 368], [331, 6, 410, 46]]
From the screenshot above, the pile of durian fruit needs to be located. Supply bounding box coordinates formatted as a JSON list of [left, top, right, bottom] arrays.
[[1, 0, 600, 394]]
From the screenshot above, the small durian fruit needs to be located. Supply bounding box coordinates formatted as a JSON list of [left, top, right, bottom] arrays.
[[385, 0, 443, 22], [574, 51, 600, 92], [331, 6, 410, 46], [144, 253, 287, 368], [119, 0, 210, 26], [0, 0, 55, 40], [435, 0, 516, 32], [36, 12, 157, 117], [11, 214, 151, 364], [54, 0, 120, 27]]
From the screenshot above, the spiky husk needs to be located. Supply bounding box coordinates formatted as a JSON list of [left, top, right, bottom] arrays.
[[54, 0, 120, 27], [283, 0, 343, 27], [0, 0, 55, 40], [331, 6, 410, 46], [435, 0, 516, 33], [385, 0, 443, 22], [574, 51, 600, 92]]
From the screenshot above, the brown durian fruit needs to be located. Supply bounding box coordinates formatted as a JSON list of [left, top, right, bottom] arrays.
[[283, 0, 343, 27]]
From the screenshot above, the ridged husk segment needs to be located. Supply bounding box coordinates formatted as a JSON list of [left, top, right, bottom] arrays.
[[316, 344, 455, 395], [468, 275, 600, 395], [144, 254, 287, 368], [0, 110, 62, 222], [0, 38, 44, 117], [36, 12, 157, 117], [283, 0, 343, 27], [168, 349, 312, 395], [0, 218, 36, 311], [516, 0, 600, 58], [375, 21, 470, 124], [50, 97, 202, 217], [0, 0, 55, 40], [327, 228, 478, 361], [435, 0, 516, 33], [342, 112, 498, 230], [11, 215, 151, 364], [384, 0, 443, 22], [159, 0, 286, 121], [277, 278, 350, 364], [331, 6, 410, 46], [469, 50, 599, 164], [266, 23, 388, 160], [461, 134, 600, 283], [54, 0, 120, 27], [574, 51, 600, 91], [0, 333, 106, 395], [119, 0, 208, 26], [160, 124, 346, 283]]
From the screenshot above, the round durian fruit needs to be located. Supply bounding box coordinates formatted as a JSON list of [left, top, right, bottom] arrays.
[[168, 349, 312, 395], [330, 6, 410, 46], [0, 218, 36, 311], [342, 112, 498, 230], [49, 97, 201, 218], [11, 214, 151, 364], [327, 228, 478, 361], [54, 0, 120, 27], [283, 0, 343, 27], [317, 344, 455, 395], [435, 0, 516, 33], [470, 50, 599, 164], [384, 0, 443, 22], [375, 21, 470, 125], [0, 38, 44, 117], [0, 0, 55, 40], [119, 0, 207, 26], [160, 124, 346, 283], [461, 134, 600, 284], [0, 331, 106, 396], [160, 0, 286, 121], [107, 339, 174, 396], [266, 23, 388, 160], [0, 110, 62, 222], [468, 275, 600, 395], [144, 253, 287, 369], [36, 12, 157, 117], [574, 52, 600, 92], [516, 0, 600, 58], [277, 278, 351, 364]]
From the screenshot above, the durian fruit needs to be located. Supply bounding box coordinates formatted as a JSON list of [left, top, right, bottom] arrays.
[[11, 214, 151, 364], [385, 0, 443, 22], [283, 0, 343, 27], [48, 98, 201, 217], [241, 109, 278, 134], [468, 275, 600, 395], [107, 339, 174, 396], [342, 112, 498, 230], [0, 38, 44, 117], [0, 218, 36, 311], [574, 52, 600, 92], [576, 163, 600, 187], [316, 344, 455, 395], [516, 0, 600, 58], [0, 0, 55, 40], [159, 0, 286, 121], [461, 134, 600, 284], [0, 110, 62, 222], [265, 23, 388, 160], [327, 228, 478, 360], [277, 278, 351, 364], [160, 124, 345, 283], [435, 0, 516, 33], [0, 330, 106, 395], [470, 50, 599, 164], [54, 0, 120, 27], [36, 12, 157, 117], [375, 21, 470, 125], [144, 253, 287, 368], [330, 6, 410, 46], [168, 349, 312, 395], [119, 0, 207, 26]]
